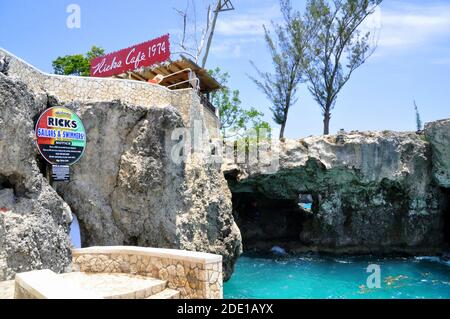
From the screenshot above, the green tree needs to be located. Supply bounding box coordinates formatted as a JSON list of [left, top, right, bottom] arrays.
[[249, 1, 307, 139], [209, 67, 270, 139], [288, 0, 382, 135], [414, 100, 422, 131], [52, 46, 105, 76]]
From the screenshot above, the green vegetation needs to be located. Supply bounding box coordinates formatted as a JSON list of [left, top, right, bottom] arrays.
[[296, 0, 382, 135], [249, 3, 306, 139], [52, 46, 104, 76], [414, 100, 422, 131], [209, 67, 270, 139], [253, 0, 382, 136]]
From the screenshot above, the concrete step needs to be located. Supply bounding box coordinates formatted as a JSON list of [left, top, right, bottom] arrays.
[[59, 272, 167, 299], [16, 269, 102, 299], [0, 280, 14, 299], [147, 288, 180, 299]]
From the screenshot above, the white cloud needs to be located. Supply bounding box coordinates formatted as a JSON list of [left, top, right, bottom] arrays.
[[211, 1, 450, 61], [211, 4, 281, 58], [215, 4, 282, 37], [377, 2, 450, 50], [211, 37, 261, 58], [215, 16, 271, 36], [430, 57, 450, 65]]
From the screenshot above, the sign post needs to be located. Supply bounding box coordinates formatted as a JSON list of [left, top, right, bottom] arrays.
[[35, 107, 86, 183]]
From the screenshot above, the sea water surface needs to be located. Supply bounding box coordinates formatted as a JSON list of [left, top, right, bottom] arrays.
[[224, 253, 450, 299]]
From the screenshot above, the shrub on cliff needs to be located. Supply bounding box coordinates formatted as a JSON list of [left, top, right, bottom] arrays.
[[209, 67, 270, 140], [52, 46, 104, 76]]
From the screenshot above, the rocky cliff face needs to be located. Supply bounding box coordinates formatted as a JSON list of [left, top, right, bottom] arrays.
[[57, 101, 241, 280], [0, 74, 72, 281], [0, 72, 241, 281], [225, 129, 449, 254], [425, 119, 450, 188], [1, 55, 448, 282]]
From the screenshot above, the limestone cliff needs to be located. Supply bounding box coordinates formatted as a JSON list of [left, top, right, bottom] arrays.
[[0, 66, 241, 281], [425, 119, 450, 188], [225, 129, 449, 253], [1, 47, 448, 282], [57, 101, 241, 280], [0, 74, 72, 280]]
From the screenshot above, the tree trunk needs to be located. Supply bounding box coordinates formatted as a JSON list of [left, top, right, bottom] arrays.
[[279, 121, 286, 139], [279, 104, 290, 139], [323, 107, 331, 135], [201, 0, 221, 68]]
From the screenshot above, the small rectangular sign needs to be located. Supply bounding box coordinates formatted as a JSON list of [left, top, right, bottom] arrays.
[[52, 165, 70, 182], [90, 34, 170, 77]]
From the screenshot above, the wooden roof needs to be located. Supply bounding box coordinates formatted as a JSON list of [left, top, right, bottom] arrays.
[[114, 56, 221, 94]]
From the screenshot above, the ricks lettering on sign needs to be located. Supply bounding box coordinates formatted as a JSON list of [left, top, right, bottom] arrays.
[[90, 34, 170, 77], [35, 107, 86, 168]]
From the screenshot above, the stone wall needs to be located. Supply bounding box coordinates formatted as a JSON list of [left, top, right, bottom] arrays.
[[71, 246, 223, 299], [0, 47, 220, 135], [203, 105, 221, 139]]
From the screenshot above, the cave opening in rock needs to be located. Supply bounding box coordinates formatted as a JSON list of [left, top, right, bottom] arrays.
[[0, 175, 14, 191], [442, 187, 450, 248], [35, 154, 47, 177], [298, 192, 317, 212], [0, 173, 26, 198], [66, 204, 89, 248], [230, 191, 314, 252], [69, 213, 82, 248], [125, 236, 139, 246]]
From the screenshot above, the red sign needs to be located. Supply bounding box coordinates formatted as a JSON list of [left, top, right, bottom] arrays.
[[90, 34, 170, 77]]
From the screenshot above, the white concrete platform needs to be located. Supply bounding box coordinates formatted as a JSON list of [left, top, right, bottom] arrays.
[[12, 270, 177, 299], [72, 246, 222, 264], [15, 269, 101, 299], [59, 272, 167, 299], [0, 280, 14, 299], [147, 288, 180, 299]]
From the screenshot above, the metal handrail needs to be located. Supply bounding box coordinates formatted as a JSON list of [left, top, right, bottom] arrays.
[[158, 66, 218, 118], [161, 67, 200, 91], [167, 78, 200, 91]]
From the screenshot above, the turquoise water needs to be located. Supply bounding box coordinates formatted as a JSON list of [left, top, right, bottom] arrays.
[[224, 253, 450, 299], [301, 203, 312, 210]]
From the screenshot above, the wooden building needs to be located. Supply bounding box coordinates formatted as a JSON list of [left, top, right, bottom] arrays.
[[112, 55, 221, 115]]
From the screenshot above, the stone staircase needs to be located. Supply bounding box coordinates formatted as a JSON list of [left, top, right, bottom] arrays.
[[0, 280, 14, 299], [147, 288, 181, 299], [59, 272, 180, 299], [9, 270, 180, 299]]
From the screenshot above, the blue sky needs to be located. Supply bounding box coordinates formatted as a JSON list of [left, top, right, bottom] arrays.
[[1, 0, 449, 138]]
